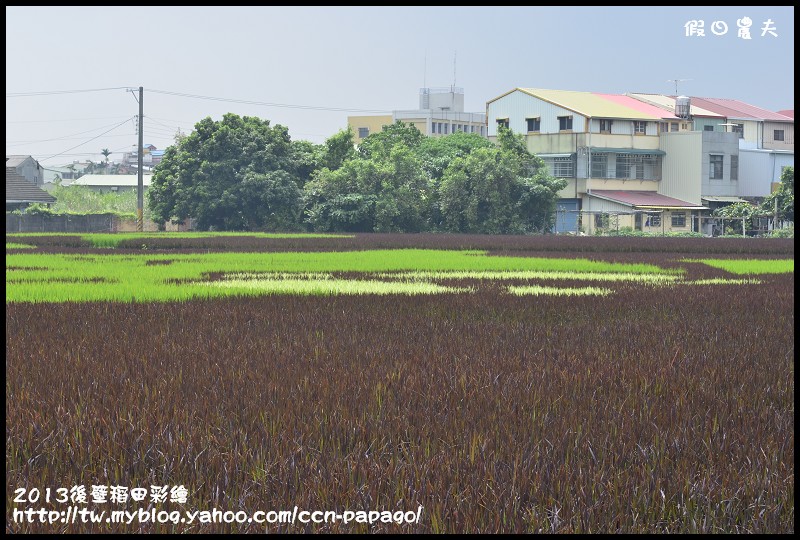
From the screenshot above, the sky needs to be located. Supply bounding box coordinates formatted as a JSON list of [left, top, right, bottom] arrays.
[[6, 6, 795, 168]]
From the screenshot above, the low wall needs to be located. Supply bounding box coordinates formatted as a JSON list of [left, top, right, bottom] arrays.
[[6, 213, 194, 233]]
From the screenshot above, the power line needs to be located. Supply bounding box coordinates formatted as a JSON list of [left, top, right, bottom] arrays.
[[6, 116, 131, 124], [6, 87, 133, 97], [6, 118, 137, 145], [38, 117, 135, 162], [147, 88, 392, 113]]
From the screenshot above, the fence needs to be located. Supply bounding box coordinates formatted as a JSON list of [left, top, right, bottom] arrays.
[[553, 209, 790, 237], [6, 213, 194, 233]]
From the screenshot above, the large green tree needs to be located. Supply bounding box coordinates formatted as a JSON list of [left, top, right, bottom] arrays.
[[148, 114, 306, 231], [357, 121, 424, 160], [438, 127, 566, 234], [762, 165, 794, 222], [303, 145, 429, 233]]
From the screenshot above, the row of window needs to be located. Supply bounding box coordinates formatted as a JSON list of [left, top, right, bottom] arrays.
[[356, 124, 486, 139], [507, 118, 787, 141], [700, 124, 784, 141], [432, 123, 484, 136], [594, 212, 687, 229], [545, 154, 662, 180], [512, 117, 652, 134]]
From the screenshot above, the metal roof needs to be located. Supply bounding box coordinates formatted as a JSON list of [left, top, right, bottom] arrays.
[[6, 171, 56, 204], [516, 88, 679, 120], [626, 93, 724, 118], [685, 97, 794, 122], [777, 109, 794, 119], [6, 155, 37, 168], [701, 196, 749, 203], [70, 174, 152, 187], [589, 190, 706, 209]]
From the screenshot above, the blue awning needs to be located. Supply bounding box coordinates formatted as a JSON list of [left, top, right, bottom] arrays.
[[590, 147, 666, 155]]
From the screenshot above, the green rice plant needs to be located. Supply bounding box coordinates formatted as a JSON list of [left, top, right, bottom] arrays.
[[507, 285, 612, 296], [683, 258, 794, 274], [6, 250, 680, 303], [5, 243, 36, 249], [377, 270, 681, 283]]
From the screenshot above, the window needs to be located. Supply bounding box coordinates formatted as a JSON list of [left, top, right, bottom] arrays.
[[774, 129, 785, 141], [612, 153, 661, 181], [704, 125, 715, 131], [633, 121, 647, 135], [599, 119, 613, 133], [682, 123, 690, 130], [549, 156, 575, 178], [660, 122, 669, 133], [591, 154, 607, 178], [730, 155, 738, 181], [644, 213, 661, 227], [444, 123, 449, 134], [594, 213, 610, 230], [710, 155, 724, 180], [526, 117, 541, 132], [558, 116, 573, 131], [496, 118, 509, 129], [671, 212, 686, 227], [670, 122, 678, 132], [732, 123, 744, 138], [616, 155, 630, 178], [358, 127, 369, 139]]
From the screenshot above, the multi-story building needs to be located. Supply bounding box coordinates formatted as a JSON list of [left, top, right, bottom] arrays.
[[628, 93, 794, 202], [348, 87, 486, 145], [485, 88, 707, 234]]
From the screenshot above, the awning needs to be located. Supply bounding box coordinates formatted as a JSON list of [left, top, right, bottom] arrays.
[[589, 147, 666, 155], [701, 196, 748, 203], [588, 190, 708, 209], [537, 153, 575, 158]]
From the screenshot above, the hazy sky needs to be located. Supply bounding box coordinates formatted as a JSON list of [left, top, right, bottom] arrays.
[[6, 6, 795, 167]]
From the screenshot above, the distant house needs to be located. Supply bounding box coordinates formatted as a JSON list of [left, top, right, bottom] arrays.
[[69, 174, 152, 194], [6, 155, 45, 187], [6, 169, 56, 211]]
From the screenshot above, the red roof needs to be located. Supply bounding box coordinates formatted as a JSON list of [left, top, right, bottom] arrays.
[[684, 97, 793, 122], [589, 190, 705, 209], [777, 109, 794, 119]]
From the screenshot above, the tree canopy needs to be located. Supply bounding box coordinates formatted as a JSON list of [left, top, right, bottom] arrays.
[[149, 115, 566, 234]]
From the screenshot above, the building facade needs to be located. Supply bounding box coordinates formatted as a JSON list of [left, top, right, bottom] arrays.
[[348, 87, 486, 145]]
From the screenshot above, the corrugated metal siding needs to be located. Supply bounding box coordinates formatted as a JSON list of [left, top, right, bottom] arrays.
[[694, 118, 725, 132], [763, 121, 794, 150], [660, 132, 702, 204], [738, 150, 793, 197], [487, 90, 586, 137], [582, 196, 631, 212]]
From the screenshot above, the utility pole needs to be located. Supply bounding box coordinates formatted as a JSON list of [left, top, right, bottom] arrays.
[[137, 86, 144, 232]]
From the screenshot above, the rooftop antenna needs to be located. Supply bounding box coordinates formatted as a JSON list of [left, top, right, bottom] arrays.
[[423, 50, 427, 89], [453, 50, 457, 89], [667, 78, 692, 94]]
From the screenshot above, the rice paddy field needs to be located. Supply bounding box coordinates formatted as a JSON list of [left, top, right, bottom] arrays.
[[5, 233, 795, 533]]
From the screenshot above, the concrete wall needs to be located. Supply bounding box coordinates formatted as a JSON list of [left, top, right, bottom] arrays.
[[5, 213, 194, 233]]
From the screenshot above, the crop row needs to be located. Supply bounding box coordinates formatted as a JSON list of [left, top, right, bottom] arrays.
[[6, 273, 794, 533]]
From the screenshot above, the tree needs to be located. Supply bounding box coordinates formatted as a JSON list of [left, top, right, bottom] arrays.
[[303, 144, 429, 233], [357, 121, 424, 160], [437, 128, 566, 234], [322, 127, 356, 171], [101, 148, 111, 163], [147, 113, 305, 231], [762, 165, 794, 222]]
